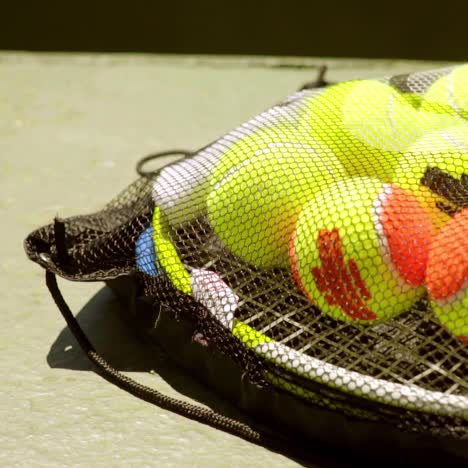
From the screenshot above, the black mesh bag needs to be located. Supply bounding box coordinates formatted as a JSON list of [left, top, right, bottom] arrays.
[[25, 65, 468, 464]]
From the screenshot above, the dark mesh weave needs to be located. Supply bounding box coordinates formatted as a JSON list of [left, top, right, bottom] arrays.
[[25, 65, 468, 441]]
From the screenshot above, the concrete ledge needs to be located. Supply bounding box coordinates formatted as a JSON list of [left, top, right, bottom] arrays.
[[1, 52, 456, 467]]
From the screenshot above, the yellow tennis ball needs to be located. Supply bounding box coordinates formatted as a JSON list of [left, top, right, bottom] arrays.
[[300, 80, 459, 181], [426, 209, 468, 345], [207, 146, 346, 269], [209, 124, 331, 189], [408, 124, 468, 151], [392, 125, 468, 230], [152, 206, 192, 294], [152, 117, 313, 227], [342, 80, 425, 149], [421, 65, 468, 120], [299, 80, 404, 181], [290, 178, 433, 323]]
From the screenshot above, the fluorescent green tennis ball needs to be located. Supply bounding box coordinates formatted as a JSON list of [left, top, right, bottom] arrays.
[[392, 125, 468, 230], [232, 320, 273, 347], [152, 118, 309, 228], [299, 80, 405, 180], [300, 80, 459, 181], [210, 123, 332, 189], [422, 65, 468, 120], [342, 80, 426, 149], [152, 207, 192, 294], [290, 178, 432, 323], [344, 80, 459, 151], [207, 147, 346, 269], [153, 116, 314, 227], [426, 209, 468, 345], [408, 124, 468, 151]]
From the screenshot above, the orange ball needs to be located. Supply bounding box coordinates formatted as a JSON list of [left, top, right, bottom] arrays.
[[426, 209, 468, 344]]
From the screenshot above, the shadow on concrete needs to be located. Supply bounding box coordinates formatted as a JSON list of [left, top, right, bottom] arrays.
[[47, 285, 344, 468], [47, 286, 157, 372], [46, 285, 468, 467], [47, 286, 247, 422]]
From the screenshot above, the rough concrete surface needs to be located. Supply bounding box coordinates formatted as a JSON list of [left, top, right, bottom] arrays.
[[0, 52, 457, 467]]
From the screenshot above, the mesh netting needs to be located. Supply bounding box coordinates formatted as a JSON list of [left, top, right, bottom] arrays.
[[25, 65, 468, 439]]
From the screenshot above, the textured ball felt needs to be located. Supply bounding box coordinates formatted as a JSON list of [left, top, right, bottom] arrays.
[[135, 226, 159, 277], [422, 65, 468, 120], [342, 80, 424, 150], [392, 125, 468, 230], [408, 124, 468, 152], [207, 146, 346, 269], [290, 178, 433, 323], [152, 206, 191, 294], [209, 125, 331, 190], [426, 208, 468, 345], [154, 120, 323, 227], [300, 80, 459, 181]]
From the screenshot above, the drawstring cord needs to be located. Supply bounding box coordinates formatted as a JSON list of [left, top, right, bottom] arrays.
[[45, 270, 313, 460]]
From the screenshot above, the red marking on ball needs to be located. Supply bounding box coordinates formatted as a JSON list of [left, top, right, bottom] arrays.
[[348, 258, 372, 301], [458, 336, 468, 346], [381, 185, 434, 287], [426, 208, 468, 301], [311, 227, 377, 321]]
